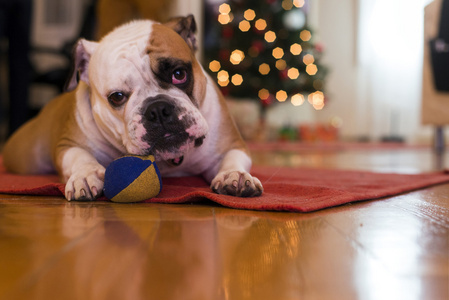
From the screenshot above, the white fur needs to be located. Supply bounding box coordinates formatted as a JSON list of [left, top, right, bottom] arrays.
[[61, 147, 105, 200]]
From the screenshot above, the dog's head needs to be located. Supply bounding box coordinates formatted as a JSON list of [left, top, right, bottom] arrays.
[[66, 15, 209, 161]]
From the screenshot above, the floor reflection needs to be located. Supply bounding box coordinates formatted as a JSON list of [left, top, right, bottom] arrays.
[[354, 207, 424, 300], [57, 203, 326, 299]]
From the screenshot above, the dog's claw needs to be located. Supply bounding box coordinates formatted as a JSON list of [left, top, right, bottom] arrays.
[[64, 165, 105, 201], [211, 171, 263, 197], [91, 186, 98, 198], [66, 191, 73, 201]]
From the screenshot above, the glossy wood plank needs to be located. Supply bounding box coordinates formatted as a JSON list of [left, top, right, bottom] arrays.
[[0, 147, 448, 300]]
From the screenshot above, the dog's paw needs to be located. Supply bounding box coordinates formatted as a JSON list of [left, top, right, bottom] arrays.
[[211, 171, 263, 197], [65, 165, 105, 201]]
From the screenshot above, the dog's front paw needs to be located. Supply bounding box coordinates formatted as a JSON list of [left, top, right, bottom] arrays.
[[211, 171, 263, 197], [65, 165, 105, 201]]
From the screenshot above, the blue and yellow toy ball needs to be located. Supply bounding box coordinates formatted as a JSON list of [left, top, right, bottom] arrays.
[[103, 155, 162, 203]]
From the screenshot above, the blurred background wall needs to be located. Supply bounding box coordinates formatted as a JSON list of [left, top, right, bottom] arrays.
[[1, 0, 446, 145]]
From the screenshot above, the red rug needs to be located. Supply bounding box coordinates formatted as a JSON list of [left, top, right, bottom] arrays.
[[247, 141, 427, 153], [1, 156, 448, 212]]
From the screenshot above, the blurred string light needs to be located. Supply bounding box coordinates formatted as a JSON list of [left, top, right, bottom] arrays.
[[230, 49, 245, 65], [218, 3, 232, 24], [276, 90, 288, 102], [287, 67, 299, 79], [209, 60, 221, 72], [299, 29, 311, 41], [264, 30, 276, 42], [258, 88, 270, 100], [259, 63, 270, 75], [217, 70, 229, 87], [218, 3, 231, 14], [255, 19, 267, 31], [303, 54, 315, 65], [290, 43, 302, 55], [244, 9, 256, 21], [276, 59, 287, 70], [306, 64, 318, 75], [291, 93, 305, 106], [272, 47, 284, 59], [218, 14, 231, 25], [293, 0, 305, 7], [231, 74, 243, 85], [308, 91, 325, 110], [210, 0, 326, 110], [239, 20, 251, 32], [282, 0, 294, 10]]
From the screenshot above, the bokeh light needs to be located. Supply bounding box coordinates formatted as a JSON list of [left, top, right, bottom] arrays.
[[239, 20, 251, 32], [230, 49, 245, 65], [209, 60, 221, 72], [300, 29, 312, 41], [291, 93, 305, 106], [255, 19, 267, 31], [259, 63, 271, 75], [276, 90, 288, 102], [290, 43, 302, 55], [231, 74, 243, 85], [244, 9, 256, 21], [287, 67, 299, 79], [258, 88, 270, 100], [264, 31, 276, 42], [306, 64, 318, 75], [272, 47, 284, 59]]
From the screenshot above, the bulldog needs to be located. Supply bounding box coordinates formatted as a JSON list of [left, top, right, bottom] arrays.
[[3, 15, 263, 201]]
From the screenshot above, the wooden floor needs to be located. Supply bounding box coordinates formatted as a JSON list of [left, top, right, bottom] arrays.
[[0, 144, 448, 300]]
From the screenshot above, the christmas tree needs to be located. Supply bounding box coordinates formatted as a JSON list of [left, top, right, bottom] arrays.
[[204, 0, 327, 110]]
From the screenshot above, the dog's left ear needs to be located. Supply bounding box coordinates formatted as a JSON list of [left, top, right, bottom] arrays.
[[164, 14, 197, 51], [65, 39, 99, 92]]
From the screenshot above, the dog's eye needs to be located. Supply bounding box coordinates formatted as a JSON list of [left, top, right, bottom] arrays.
[[107, 91, 128, 106], [172, 69, 187, 85]]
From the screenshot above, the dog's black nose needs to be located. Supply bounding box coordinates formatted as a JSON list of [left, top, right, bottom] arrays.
[[145, 101, 175, 126]]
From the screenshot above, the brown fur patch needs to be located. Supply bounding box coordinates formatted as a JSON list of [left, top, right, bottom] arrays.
[[212, 82, 249, 156], [147, 24, 206, 106]]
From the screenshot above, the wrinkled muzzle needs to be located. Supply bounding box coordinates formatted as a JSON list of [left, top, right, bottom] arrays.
[[140, 96, 208, 160]]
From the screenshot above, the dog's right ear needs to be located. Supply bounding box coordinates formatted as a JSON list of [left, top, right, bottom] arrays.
[[64, 39, 98, 92]]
